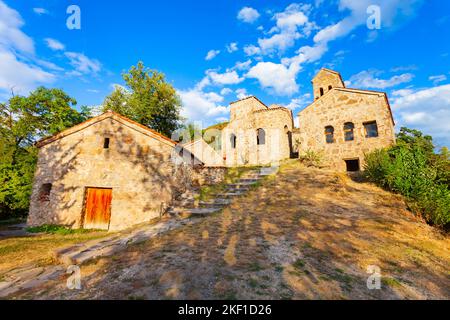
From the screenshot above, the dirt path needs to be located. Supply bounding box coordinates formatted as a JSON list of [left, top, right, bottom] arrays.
[[6, 162, 450, 300]]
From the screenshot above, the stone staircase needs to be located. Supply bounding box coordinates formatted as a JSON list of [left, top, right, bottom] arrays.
[[167, 166, 277, 218]]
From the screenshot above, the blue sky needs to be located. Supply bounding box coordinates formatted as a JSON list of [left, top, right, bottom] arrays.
[[1, 0, 449, 147]]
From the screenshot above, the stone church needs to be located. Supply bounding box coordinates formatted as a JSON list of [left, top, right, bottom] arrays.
[[194, 68, 396, 172], [27, 68, 396, 231]]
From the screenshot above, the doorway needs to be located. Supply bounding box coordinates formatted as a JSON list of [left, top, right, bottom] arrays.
[[345, 159, 360, 172], [83, 188, 112, 230]]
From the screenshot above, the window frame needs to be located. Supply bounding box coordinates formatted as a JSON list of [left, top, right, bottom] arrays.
[[325, 126, 335, 144], [364, 121, 379, 138], [344, 122, 355, 142], [103, 137, 111, 149], [230, 134, 237, 149], [39, 183, 52, 202], [257, 128, 266, 145]]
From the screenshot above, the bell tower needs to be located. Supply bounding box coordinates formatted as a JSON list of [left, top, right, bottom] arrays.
[[312, 68, 345, 100]]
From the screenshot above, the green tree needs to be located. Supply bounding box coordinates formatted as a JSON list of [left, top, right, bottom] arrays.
[[0, 87, 89, 219], [103, 62, 182, 137], [364, 128, 450, 229]]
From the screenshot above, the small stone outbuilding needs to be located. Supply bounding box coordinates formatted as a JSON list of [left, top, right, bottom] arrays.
[[27, 111, 200, 231]]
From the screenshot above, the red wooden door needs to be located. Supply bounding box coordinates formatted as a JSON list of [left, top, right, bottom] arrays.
[[83, 188, 112, 230]]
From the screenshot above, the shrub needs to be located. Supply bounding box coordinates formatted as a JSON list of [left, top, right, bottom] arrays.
[[364, 128, 450, 229], [299, 149, 323, 168], [26, 225, 101, 235]]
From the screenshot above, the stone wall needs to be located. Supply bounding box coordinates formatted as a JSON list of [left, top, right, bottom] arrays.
[[28, 117, 189, 231], [192, 167, 227, 186], [312, 69, 345, 101], [222, 97, 294, 167], [297, 88, 396, 172]]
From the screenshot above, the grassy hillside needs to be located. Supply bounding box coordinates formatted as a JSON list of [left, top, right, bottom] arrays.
[[9, 161, 449, 300]]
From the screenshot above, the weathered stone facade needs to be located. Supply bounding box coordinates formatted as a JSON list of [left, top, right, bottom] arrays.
[[28, 112, 201, 231], [297, 68, 396, 171], [190, 68, 395, 171], [221, 97, 294, 167]]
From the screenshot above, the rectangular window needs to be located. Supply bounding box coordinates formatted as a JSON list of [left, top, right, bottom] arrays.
[[345, 159, 360, 172], [39, 183, 52, 202], [364, 121, 379, 138], [104, 138, 110, 149]]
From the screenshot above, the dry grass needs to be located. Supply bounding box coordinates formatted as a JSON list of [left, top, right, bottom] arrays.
[[7, 161, 450, 300], [0, 232, 108, 275]]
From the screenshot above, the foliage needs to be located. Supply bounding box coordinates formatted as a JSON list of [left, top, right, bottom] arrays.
[[103, 61, 182, 137], [299, 149, 323, 168], [26, 224, 101, 235], [0, 87, 89, 219], [364, 127, 450, 228]]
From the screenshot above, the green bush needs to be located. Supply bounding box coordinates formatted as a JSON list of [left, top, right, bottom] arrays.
[[26, 224, 101, 235], [299, 149, 323, 168], [364, 128, 450, 229]]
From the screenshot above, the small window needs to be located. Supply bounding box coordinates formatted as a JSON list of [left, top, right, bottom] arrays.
[[364, 121, 379, 138], [257, 128, 266, 145], [230, 134, 236, 149], [39, 183, 52, 202], [103, 138, 110, 149], [325, 126, 335, 144], [328, 85, 333, 91], [344, 122, 355, 141], [320, 88, 324, 96], [345, 159, 360, 172]]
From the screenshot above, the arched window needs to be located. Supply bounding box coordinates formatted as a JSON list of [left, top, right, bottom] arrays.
[[344, 122, 355, 141], [230, 134, 236, 149], [328, 85, 333, 91], [325, 126, 334, 144], [320, 87, 324, 96], [257, 128, 266, 145]]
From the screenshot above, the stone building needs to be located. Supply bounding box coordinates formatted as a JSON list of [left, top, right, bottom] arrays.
[[27, 111, 202, 231], [193, 68, 395, 171], [296, 68, 396, 171], [220, 96, 295, 167]]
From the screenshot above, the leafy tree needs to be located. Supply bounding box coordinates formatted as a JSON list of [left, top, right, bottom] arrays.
[[364, 128, 450, 229], [0, 87, 89, 219], [103, 62, 182, 137]]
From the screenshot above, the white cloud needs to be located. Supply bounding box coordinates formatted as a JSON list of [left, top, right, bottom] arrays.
[[243, 45, 261, 56], [220, 88, 233, 96], [45, 38, 65, 51], [314, 0, 423, 44], [392, 84, 450, 147], [284, 93, 312, 111], [232, 59, 252, 71], [0, 1, 58, 95], [347, 70, 414, 89], [237, 7, 260, 24], [178, 88, 228, 123], [226, 42, 238, 53], [0, 1, 35, 54], [205, 49, 220, 61], [246, 62, 298, 96], [257, 4, 316, 55], [429, 74, 447, 85], [65, 52, 102, 75], [33, 8, 48, 15], [235, 88, 249, 100], [207, 70, 244, 86], [0, 47, 55, 93]]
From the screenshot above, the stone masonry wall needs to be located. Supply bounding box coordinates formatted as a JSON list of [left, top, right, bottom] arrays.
[[28, 117, 187, 231], [297, 89, 396, 172], [312, 70, 345, 100], [223, 97, 294, 167]]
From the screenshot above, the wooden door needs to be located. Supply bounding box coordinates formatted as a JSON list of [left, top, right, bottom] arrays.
[[83, 188, 112, 230]]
